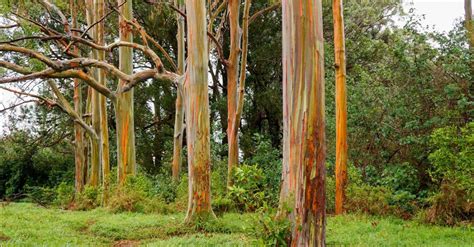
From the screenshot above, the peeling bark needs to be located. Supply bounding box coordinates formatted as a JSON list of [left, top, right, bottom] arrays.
[[172, 0, 186, 182], [279, 1, 326, 245], [117, 0, 136, 184], [184, 0, 215, 223], [71, 0, 84, 194], [333, 0, 348, 215]]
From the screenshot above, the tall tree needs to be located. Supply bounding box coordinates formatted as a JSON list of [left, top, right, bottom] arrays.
[[184, 0, 215, 223], [172, 0, 186, 182], [70, 0, 85, 194], [225, 0, 252, 187], [117, 0, 137, 183], [333, 0, 348, 215], [279, 0, 326, 245], [85, 0, 101, 187], [94, 0, 110, 200], [466, 0, 474, 48]]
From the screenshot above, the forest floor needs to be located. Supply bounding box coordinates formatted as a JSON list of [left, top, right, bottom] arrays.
[[0, 203, 472, 246]]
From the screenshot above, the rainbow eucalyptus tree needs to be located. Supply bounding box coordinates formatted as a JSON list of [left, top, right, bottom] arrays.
[[94, 0, 110, 200], [184, 0, 215, 223], [333, 0, 348, 215], [172, 0, 186, 182], [279, 0, 326, 245], [226, 0, 252, 187], [117, 0, 137, 184]]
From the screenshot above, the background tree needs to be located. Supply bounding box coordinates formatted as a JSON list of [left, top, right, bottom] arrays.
[[333, 0, 348, 215]]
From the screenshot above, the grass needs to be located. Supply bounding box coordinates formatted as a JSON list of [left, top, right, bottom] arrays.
[[0, 203, 472, 246]]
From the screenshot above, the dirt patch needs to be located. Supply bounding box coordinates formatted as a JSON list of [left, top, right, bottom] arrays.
[[77, 219, 97, 233], [112, 240, 140, 247], [0, 232, 10, 241]]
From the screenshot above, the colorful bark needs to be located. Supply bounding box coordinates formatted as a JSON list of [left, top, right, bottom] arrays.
[[172, 0, 186, 182], [184, 0, 215, 223], [280, 0, 327, 245], [71, 0, 84, 194], [333, 0, 348, 215], [117, 0, 136, 184], [226, 0, 241, 187], [226, 0, 252, 187], [86, 0, 101, 187], [94, 0, 110, 201]]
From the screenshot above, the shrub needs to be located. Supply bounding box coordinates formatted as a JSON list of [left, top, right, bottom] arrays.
[[252, 207, 291, 246], [75, 185, 101, 210], [422, 181, 473, 226], [346, 184, 393, 216], [24, 185, 57, 206], [246, 133, 282, 205], [54, 182, 74, 208], [228, 164, 269, 211]]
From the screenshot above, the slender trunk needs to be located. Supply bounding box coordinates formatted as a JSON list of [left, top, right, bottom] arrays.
[[226, 0, 241, 187], [86, 0, 101, 187], [117, 0, 136, 184], [71, 0, 84, 194], [280, 1, 326, 245], [172, 0, 186, 182], [184, 0, 215, 223], [466, 0, 474, 48], [94, 0, 110, 202], [333, 0, 348, 215]]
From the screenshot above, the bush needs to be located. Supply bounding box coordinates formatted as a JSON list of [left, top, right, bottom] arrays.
[[75, 185, 101, 210], [246, 133, 282, 206], [346, 184, 393, 216], [422, 181, 473, 226], [423, 122, 474, 225], [54, 182, 74, 208], [228, 164, 269, 211], [24, 185, 57, 206], [252, 207, 291, 246], [107, 174, 172, 214]]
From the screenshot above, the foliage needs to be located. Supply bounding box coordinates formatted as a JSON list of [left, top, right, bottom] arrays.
[[428, 122, 473, 194], [245, 133, 282, 206], [227, 164, 268, 212], [251, 207, 291, 246]]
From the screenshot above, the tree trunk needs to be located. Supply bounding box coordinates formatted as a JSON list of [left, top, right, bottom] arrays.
[[226, 0, 241, 187], [172, 0, 186, 182], [333, 0, 348, 215], [71, 0, 84, 195], [117, 0, 136, 184], [95, 0, 110, 202], [466, 0, 474, 48], [279, 1, 327, 246], [86, 0, 101, 188], [184, 0, 215, 223]]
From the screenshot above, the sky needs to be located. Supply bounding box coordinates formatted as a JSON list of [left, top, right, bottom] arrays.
[[404, 0, 465, 32], [0, 0, 469, 132]]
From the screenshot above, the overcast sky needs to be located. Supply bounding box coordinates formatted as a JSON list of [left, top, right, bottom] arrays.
[[0, 0, 469, 132], [404, 0, 465, 32]]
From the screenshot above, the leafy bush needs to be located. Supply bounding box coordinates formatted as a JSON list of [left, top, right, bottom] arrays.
[[252, 208, 291, 246], [428, 123, 473, 194], [54, 182, 74, 208], [246, 134, 282, 205], [422, 182, 473, 226], [228, 164, 269, 211], [346, 184, 393, 216], [75, 185, 101, 210], [423, 122, 474, 225], [24, 185, 57, 206]]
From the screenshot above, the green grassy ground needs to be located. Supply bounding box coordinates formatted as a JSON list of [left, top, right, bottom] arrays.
[[0, 203, 472, 246]]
